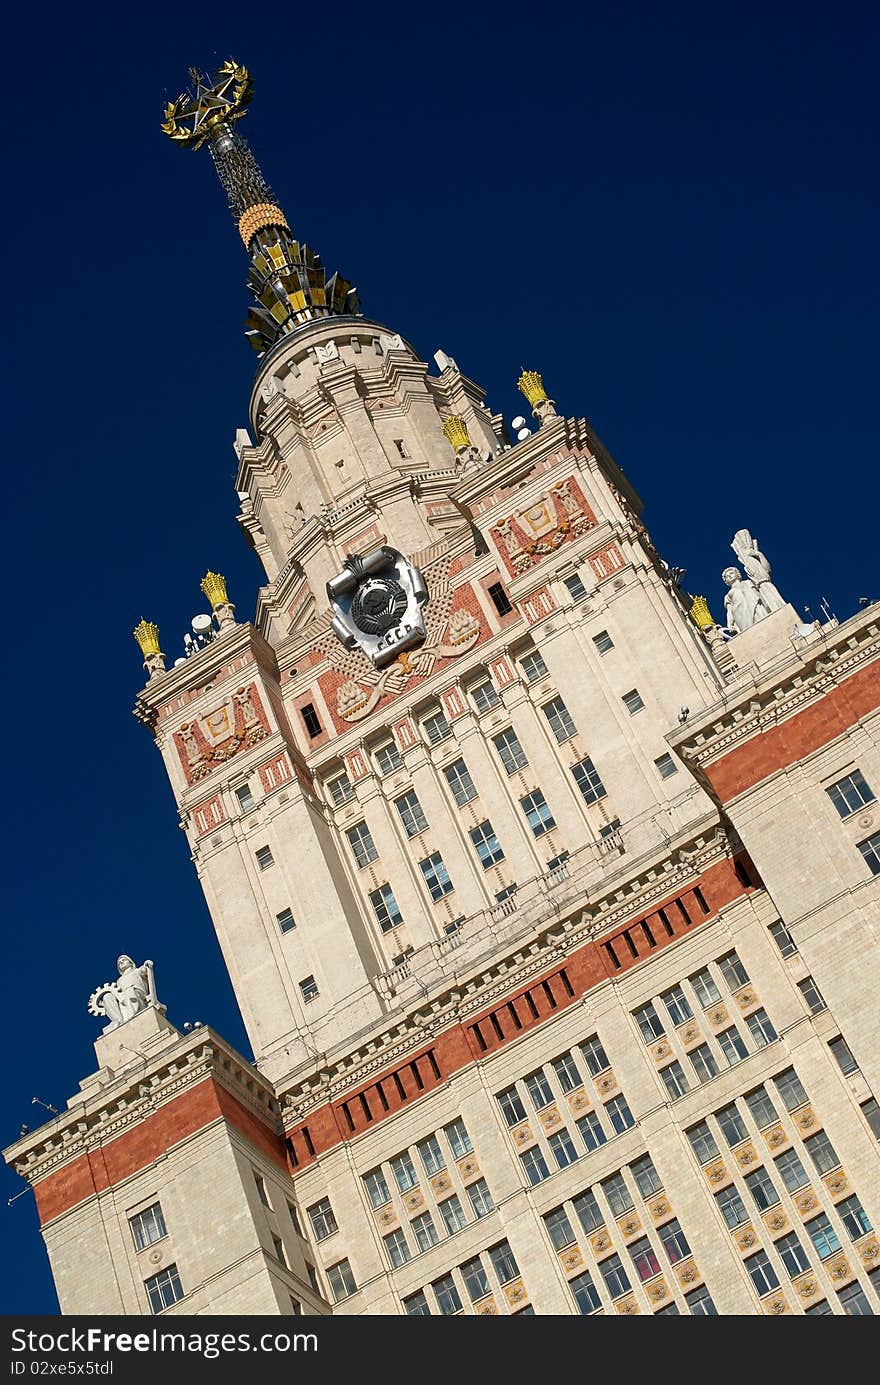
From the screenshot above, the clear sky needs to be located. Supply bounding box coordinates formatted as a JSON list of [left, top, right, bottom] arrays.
[[2, 0, 877, 1313]]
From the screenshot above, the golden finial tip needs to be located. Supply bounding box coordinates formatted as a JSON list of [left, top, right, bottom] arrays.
[[200, 571, 229, 609], [442, 416, 471, 451], [133, 620, 162, 657], [689, 596, 716, 630], [517, 370, 548, 406]]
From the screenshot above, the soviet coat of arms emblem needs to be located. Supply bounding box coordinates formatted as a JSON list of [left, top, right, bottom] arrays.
[[328, 546, 428, 668]]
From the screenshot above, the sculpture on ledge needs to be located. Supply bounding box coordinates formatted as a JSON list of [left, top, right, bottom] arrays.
[[88, 956, 157, 1030], [722, 530, 787, 634]]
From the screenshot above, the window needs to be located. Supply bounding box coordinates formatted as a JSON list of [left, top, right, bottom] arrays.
[[552, 1052, 582, 1093], [299, 975, 319, 1002], [769, 920, 797, 957], [547, 850, 570, 873], [442, 758, 477, 807], [492, 728, 528, 774], [839, 1282, 874, 1316], [495, 881, 518, 905], [827, 770, 875, 818], [857, 831, 880, 875], [542, 696, 578, 743], [660, 1219, 691, 1264], [745, 1249, 779, 1296], [577, 1111, 608, 1152], [289, 1295, 301, 1315], [461, 1257, 490, 1302], [593, 629, 615, 654], [374, 741, 402, 776], [381, 1227, 410, 1268], [255, 845, 274, 870], [687, 1122, 720, 1164], [404, 1290, 431, 1315], [363, 1168, 391, 1209], [422, 709, 451, 746], [775, 1068, 809, 1111], [489, 1241, 520, 1286], [369, 883, 402, 933], [419, 852, 453, 901], [272, 1230, 287, 1263], [602, 1173, 634, 1218], [571, 756, 606, 804], [573, 1189, 604, 1234], [718, 1027, 749, 1065], [718, 951, 749, 991], [393, 438, 408, 457], [444, 1119, 473, 1158], [630, 1237, 662, 1282], [662, 985, 693, 1027], [606, 1094, 635, 1134], [254, 1172, 271, 1209], [387, 1153, 418, 1195], [520, 650, 549, 682], [440, 1195, 467, 1235], [497, 1086, 528, 1127], [622, 688, 645, 715], [655, 754, 678, 780], [745, 1088, 779, 1130], [805, 1300, 834, 1315], [470, 679, 500, 712], [838, 1194, 872, 1241], [467, 1179, 494, 1219], [394, 791, 427, 839], [130, 1203, 167, 1252], [746, 1008, 778, 1047], [581, 1036, 611, 1076], [716, 1103, 748, 1147], [689, 968, 721, 1007], [634, 1002, 665, 1043], [276, 907, 296, 935], [656, 1301, 680, 1315], [600, 1253, 631, 1299], [775, 1148, 809, 1194], [327, 772, 354, 805], [306, 1263, 320, 1294], [145, 1264, 184, 1314], [564, 572, 588, 602], [716, 1186, 749, 1230], [416, 1134, 446, 1176], [520, 789, 556, 837], [484, 580, 512, 617], [798, 976, 827, 1014], [861, 1097, 880, 1139], [301, 703, 322, 738], [686, 1286, 718, 1315], [469, 820, 504, 868], [307, 1198, 338, 1241], [235, 783, 256, 813], [661, 1061, 690, 1100], [772, 1230, 810, 1278], [545, 1207, 576, 1251], [520, 1147, 550, 1185], [632, 1156, 663, 1198], [805, 1131, 840, 1176], [549, 1129, 579, 1169], [432, 1274, 462, 1315], [806, 1214, 841, 1260], [346, 821, 378, 868], [829, 1036, 859, 1075], [745, 1167, 780, 1213], [287, 1203, 301, 1236], [411, 1210, 439, 1252], [570, 1270, 602, 1314]]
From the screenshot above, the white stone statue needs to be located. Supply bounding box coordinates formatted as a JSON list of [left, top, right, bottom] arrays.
[[88, 956, 157, 1030], [722, 530, 787, 634]]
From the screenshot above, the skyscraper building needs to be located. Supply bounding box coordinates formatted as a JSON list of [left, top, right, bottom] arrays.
[[5, 61, 880, 1318]]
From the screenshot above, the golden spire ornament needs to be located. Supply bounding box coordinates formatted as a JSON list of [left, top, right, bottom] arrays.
[[200, 572, 236, 629], [442, 416, 483, 477], [517, 369, 558, 425], [133, 620, 166, 678]]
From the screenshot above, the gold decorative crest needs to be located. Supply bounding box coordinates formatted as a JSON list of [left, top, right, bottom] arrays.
[[162, 60, 253, 149]]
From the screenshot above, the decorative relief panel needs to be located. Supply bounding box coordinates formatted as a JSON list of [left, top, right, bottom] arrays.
[[457, 1154, 481, 1184], [595, 1070, 618, 1098], [793, 1186, 820, 1218], [174, 683, 271, 785], [857, 1235, 880, 1270], [589, 1227, 613, 1258], [647, 1193, 673, 1224], [374, 1205, 399, 1231], [258, 752, 293, 793], [402, 1188, 425, 1216], [489, 656, 515, 689], [733, 1140, 759, 1171], [733, 984, 760, 1013], [343, 748, 369, 782], [393, 718, 417, 751], [430, 1171, 453, 1199], [793, 1272, 823, 1305], [677, 1020, 703, 1049], [558, 1245, 585, 1276], [645, 1277, 670, 1307], [502, 1279, 529, 1310], [703, 1157, 731, 1188], [615, 1294, 639, 1315], [475, 1297, 499, 1315], [793, 1105, 819, 1136], [440, 685, 466, 720], [824, 1252, 853, 1285], [538, 1104, 564, 1134], [673, 1258, 701, 1290], [566, 1088, 592, 1116], [706, 1003, 730, 1028], [763, 1293, 789, 1315], [193, 796, 226, 837], [734, 1224, 759, 1254], [650, 1039, 672, 1064], [763, 1208, 790, 1237], [490, 477, 597, 577], [617, 1211, 642, 1240], [588, 543, 626, 582], [822, 1168, 849, 1200], [510, 1121, 536, 1150], [520, 587, 557, 626], [761, 1123, 789, 1153]]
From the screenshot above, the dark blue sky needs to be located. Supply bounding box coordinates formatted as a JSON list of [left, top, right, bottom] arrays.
[[2, 1, 877, 1313]]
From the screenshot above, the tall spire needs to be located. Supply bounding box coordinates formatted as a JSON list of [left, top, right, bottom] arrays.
[[162, 60, 359, 353]]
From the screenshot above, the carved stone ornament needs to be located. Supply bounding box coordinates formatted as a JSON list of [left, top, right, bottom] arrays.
[[328, 546, 428, 670], [88, 956, 158, 1031]]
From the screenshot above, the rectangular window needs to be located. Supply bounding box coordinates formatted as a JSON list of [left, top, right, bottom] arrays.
[[686, 1286, 718, 1315], [492, 727, 528, 774], [363, 1168, 391, 1209], [548, 1129, 579, 1169], [497, 1086, 528, 1127], [542, 696, 578, 743], [806, 1214, 841, 1260], [570, 1270, 601, 1314], [489, 1241, 520, 1286], [551, 1052, 582, 1094], [235, 783, 256, 814], [717, 1103, 748, 1147], [716, 1186, 749, 1230], [145, 1264, 184, 1314], [564, 572, 588, 602], [606, 1094, 635, 1134], [745, 1166, 780, 1213], [631, 1156, 663, 1198], [299, 975, 319, 1002], [861, 1097, 880, 1139], [745, 1087, 779, 1130], [525, 1070, 554, 1109], [776, 1230, 810, 1278], [403, 1289, 431, 1316], [838, 1195, 872, 1241], [440, 1195, 467, 1235], [622, 688, 645, 715], [301, 703, 322, 738], [634, 1002, 665, 1043], [769, 920, 797, 957], [745, 1249, 780, 1296], [718, 1026, 749, 1065], [383, 1228, 411, 1268], [827, 769, 875, 818], [276, 907, 296, 935], [520, 789, 556, 837], [416, 1134, 446, 1176], [830, 1036, 859, 1075], [577, 1110, 608, 1152], [487, 582, 513, 617], [520, 650, 549, 682], [805, 1300, 834, 1315], [444, 1119, 473, 1158], [419, 852, 453, 901], [470, 679, 500, 712], [838, 1282, 874, 1315], [307, 1198, 338, 1241], [662, 984, 693, 1027], [774, 1068, 809, 1111], [327, 772, 354, 805], [346, 821, 378, 868], [130, 1203, 167, 1252], [746, 1008, 778, 1047], [287, 1203, 301, 1236], [798, 976, 827, 1014], [805, 1130, 840, 1176], [775, 1148, 809, 1194], [469, 820, 505, 868], [630, 1236, 662, 1282], [602, 1173, 634, 1218], [600, 1253, 631, 1300], [593, 629, 615, 654], [432, 1274, 462, 1315], [442, 757, 477, 806], [390, 1151, 419, 1193], [422, 709, 452, 745], [687, 1122, 720, 1164], [395, 790, 428, 838], [718, 951, 749, 991], [369, 883, 402, 933], [689, 1040, 720, 1083], [655, 753, 678, 780], [581, 1036, 611, 1076], [461, 1257, 490, 1302], [660, 1218, 691, 1264], [255, 844, 274, 870], [254, 1173, 271, 1209], [857, 832, 880, 875], [411, 1210, 439, 1252], [520, 1147, 550, 1185], [689, 967, 721, 1007], [661, 1061, 690, 1100], [544, 1207, 576, 1251], [573, 1190, 604, 1234], [571, 756, 606, 804], [374, 741, 402, 776], [467, 1179, 494, 1219]]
